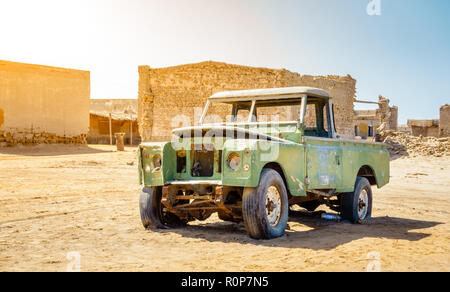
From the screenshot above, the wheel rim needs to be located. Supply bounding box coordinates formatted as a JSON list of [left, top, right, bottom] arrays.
[[265, 185, 282, 227], [358, 189, 369, 220]]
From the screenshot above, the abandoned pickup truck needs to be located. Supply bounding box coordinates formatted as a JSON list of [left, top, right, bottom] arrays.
[[138, 87, 390, 239]]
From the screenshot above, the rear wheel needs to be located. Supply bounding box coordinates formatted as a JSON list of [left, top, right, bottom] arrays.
[[341, 177, 373, 223], [139, 187, 186, 229], [242, 169, 289, 239]]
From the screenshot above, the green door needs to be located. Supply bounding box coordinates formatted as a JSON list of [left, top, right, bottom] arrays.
[[305, 138, 343, 189]]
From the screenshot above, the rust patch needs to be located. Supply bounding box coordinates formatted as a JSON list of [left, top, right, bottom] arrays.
[[0, 108, 4, 128]]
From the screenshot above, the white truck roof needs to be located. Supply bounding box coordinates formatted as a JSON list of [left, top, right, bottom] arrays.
[[209, 86, 331, 102]]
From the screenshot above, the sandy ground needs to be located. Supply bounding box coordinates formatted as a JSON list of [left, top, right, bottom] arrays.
[[0, 144, 449, 272]]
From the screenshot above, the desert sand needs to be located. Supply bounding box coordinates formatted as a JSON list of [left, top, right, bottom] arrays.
[[0, 144, 449, 272]]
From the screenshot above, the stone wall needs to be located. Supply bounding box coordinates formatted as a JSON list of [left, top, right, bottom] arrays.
[[138, 61, 356, 141], [0, 60, 90, 146], [440, 104, 450, 137]]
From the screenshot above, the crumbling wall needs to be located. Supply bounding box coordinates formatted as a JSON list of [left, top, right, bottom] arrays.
[[408, 120, 440, 137], [440, 104, 450, 137], [0, 60, 90, 146], [377, 96, 398, 131], [138, 61, 356, 141], [389, 106, 398, 131]]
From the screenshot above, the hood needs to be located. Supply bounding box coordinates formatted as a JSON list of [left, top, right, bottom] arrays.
[[172, 125, 292, 144]]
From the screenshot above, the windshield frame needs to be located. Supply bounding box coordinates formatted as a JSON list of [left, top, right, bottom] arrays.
[[199, 96, 308, 126]]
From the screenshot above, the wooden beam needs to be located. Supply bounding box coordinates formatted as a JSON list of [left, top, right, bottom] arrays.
[[354, 99, 381, 105]]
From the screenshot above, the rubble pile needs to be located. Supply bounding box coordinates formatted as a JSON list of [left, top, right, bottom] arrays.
[[380, 130, 450, 157], [0, 130, 87, 147]]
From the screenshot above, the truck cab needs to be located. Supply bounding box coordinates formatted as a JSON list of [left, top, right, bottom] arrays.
[[138, 87, 390, 239]]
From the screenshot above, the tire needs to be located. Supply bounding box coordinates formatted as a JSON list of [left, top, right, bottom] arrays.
[[139, 187, 185, 229], [242, 169, 289, 239], [341, 177, 373, 223], [298, 200, 321, 212]]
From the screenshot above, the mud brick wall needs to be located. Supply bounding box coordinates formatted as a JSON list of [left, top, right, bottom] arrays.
[[440, 104, 450, 137], [138, 61, 356, 141], [0, 60, 90, 146]]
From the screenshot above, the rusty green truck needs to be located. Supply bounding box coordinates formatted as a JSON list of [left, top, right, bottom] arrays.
[[138, 87, 390, 239]]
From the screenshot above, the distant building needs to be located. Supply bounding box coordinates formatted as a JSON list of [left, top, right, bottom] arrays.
[[353, 109, 379, 138], [88, 99, 140, 145], [0, 60, 90, 146], [406, 104, 449, 138], [407, 119, 440, 137]]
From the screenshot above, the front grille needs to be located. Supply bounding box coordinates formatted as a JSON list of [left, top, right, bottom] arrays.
[[191, 144, 214, 177]]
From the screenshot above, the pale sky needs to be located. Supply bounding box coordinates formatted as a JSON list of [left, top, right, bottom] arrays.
[[1, 0, 449, 124]]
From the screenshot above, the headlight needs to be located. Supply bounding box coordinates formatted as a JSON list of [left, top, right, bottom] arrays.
[[227, 152, 241, 170], [152, 154, 162, 170]]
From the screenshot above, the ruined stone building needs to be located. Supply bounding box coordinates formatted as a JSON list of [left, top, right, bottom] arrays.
[[353, 95, 398, 138], [406, 104, 449, 138], [0, 60, 90, 146], [88, 99, 140, 145], [353, 110, 379, 138], [138, 61, 356, 142]]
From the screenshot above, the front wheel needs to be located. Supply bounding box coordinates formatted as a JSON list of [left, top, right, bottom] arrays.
[[139, 187, 186, 229], [341, 177, 373, 223], [242, 169, 289, 239]]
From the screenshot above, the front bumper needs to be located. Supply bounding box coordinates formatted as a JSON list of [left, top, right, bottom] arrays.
[[164, 180, 222, 186]]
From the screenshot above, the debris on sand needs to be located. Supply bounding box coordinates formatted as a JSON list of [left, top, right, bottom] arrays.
[[380, 130, 449, 157]]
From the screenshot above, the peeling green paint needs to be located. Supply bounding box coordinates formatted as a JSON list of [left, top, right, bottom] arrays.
[[138, 134, 389, 196]]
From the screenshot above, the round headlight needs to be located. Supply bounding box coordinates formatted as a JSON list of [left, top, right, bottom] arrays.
[[152, 154, 162, 169], [227, 152, 241, 170]]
